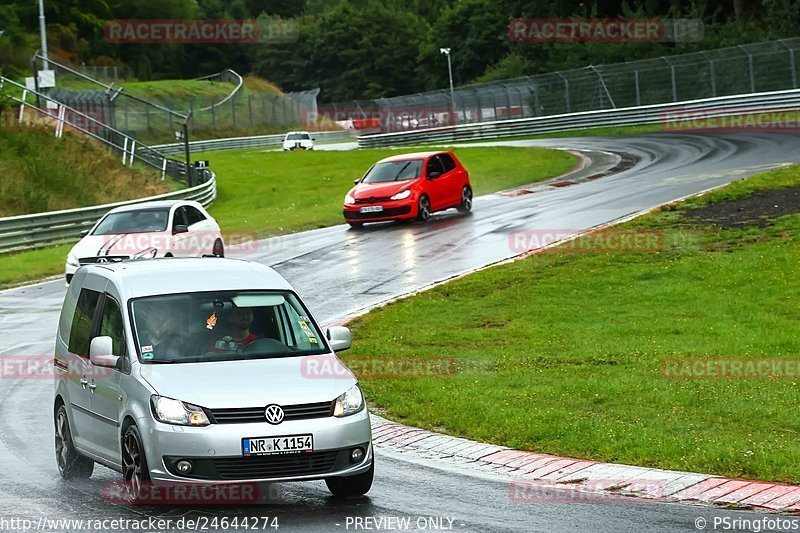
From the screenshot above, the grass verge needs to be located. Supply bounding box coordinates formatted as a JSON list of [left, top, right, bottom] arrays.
[[0, 128, 175, 216], [0, 129, 179, 290], [345, 164, 800, 484], [200, 146, 577, 234], [0, 244, 73, 289]]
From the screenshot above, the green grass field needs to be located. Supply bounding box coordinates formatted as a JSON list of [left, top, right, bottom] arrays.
[[201, 146, 576, 235], [0, 129, 174, 217], [345, 164, 800, 484], [0, 145, 575, 289]]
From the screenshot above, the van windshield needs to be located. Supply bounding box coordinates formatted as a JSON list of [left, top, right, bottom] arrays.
[[130, 290, 328, 363]]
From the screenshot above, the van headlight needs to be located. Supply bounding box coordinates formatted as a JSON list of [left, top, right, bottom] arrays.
[[66, 254, 79, 267], [151, 396, 210, 426], [390, 189, 411, 200], [344, 194, 356, 205], [333, 385, 364, 417]]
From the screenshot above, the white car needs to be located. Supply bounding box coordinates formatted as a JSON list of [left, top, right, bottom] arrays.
[[65, 200, 223, 285], [282, 131, 315, 151]]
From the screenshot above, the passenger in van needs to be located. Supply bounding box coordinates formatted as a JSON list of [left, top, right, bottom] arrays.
[[138, 302, 186, 359]]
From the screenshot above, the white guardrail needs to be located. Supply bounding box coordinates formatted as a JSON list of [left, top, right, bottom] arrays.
[[153, 130, 357, 155], [357, 88, 800, 148], [0, 172, 216, 254]]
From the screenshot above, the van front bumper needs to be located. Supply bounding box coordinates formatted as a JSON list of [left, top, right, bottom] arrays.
[[140, 408, 372, 485]]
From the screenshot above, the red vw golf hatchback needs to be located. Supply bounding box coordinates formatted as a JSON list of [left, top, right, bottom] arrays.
[[342, 151, 472, 228]]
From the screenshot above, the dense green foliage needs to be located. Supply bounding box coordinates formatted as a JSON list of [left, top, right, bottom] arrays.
[[1, 1, 799, 100]]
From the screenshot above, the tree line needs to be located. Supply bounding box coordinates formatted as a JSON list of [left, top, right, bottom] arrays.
[[1, 0, 799, 102]]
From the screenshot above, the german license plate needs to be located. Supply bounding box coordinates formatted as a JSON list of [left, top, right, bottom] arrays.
[[242, 434, 313, 456], [360, 206, 384, 213]]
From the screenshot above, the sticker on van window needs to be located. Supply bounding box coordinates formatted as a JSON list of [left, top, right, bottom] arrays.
[[142, 345, 153, 353], [206, 312, 217, 330], [142, 351, 155, 360], [299, 322, 318, 343]]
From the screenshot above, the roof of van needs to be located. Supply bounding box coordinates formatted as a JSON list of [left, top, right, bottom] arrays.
[[83, 258, 292, 299]]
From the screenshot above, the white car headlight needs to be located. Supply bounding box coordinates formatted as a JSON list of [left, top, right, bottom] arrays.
[[133, 247, 158, 259], [66, 254, 79, 267], [390, 189, 412, 201], [333, 384, 364, 417], [344, 194, 356, 205], [151, 396, 210, 426]]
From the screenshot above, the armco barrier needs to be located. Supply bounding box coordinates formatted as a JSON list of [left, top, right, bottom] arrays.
[[357, 88, 800, 148], [153, 130, 356, 155], [0, 171, 216, 254]]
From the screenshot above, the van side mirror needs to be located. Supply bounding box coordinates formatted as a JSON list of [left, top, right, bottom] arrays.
[[427, 171, 441, 179], [354, 178, 360, 184], [173, 224, 189, 235], [80, 229, 90, 237], [90, 336, 119, 368], [326, 326, 351, 352]]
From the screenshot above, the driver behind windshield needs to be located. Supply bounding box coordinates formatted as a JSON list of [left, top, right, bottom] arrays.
[[137, 302, 185, 359], [210, 306, 260, 352]]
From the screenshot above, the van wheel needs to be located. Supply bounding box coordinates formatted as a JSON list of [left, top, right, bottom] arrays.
[[122, 425, 150, 503], [457, 185, 473, 213], [348, 222, 363, 229], [55, 405, 94, 479], [325, 459, 374, 497]]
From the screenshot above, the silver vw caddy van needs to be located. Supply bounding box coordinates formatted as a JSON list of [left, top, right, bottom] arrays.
[[53, 258, 373, 500]]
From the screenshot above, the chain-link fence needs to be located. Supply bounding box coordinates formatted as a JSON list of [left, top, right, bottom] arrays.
[[0, 75, 206, 185], [325, 38, 800, 133], [37, 56, 321, 144]]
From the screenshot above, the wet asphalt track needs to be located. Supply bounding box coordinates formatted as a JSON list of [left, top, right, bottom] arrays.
[[2, 132, 800, 531]]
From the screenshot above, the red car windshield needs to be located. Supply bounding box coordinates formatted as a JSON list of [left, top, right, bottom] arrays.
[[362, 160, 422, 183]]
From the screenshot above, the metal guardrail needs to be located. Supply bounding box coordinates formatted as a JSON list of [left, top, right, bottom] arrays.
[[357, 88, 800, 148], [153, 130, 357, 155], [194, 69, 244, 112], [0, 171, 216, 254]]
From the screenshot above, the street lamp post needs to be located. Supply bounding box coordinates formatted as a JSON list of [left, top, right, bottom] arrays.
[[440, 47, 455, 125], [39, 0, 49, 69]]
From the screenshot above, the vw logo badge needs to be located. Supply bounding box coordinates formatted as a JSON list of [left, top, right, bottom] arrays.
[[264, 404, 285, 425], [97, 257, 108, 263]]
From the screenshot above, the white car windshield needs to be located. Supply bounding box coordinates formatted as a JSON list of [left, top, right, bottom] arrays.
[[93, 209, 170, 235], [130, 290, 328, 363], [286, 133, 310, 140]]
